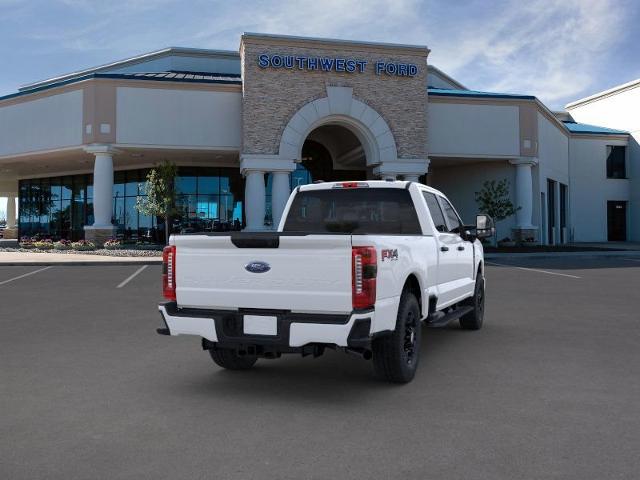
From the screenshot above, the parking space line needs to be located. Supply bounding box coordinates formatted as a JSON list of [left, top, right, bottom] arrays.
[[117, 265, 148, 289], [0, 266, 53, 286], [486, 262, 581, 279]]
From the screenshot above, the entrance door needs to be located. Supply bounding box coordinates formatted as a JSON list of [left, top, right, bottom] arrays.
[[540, 193, 547, 244], [560, 183, 568, 243], [607, 201, 627, 241], [547, 179, 556, 245]]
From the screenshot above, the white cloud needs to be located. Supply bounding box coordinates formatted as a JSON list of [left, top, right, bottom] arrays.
[[190, 0, 426, 47], [424, 0, 631, 107], [186, 0, 632, 107], [5, 0, 635, 109]]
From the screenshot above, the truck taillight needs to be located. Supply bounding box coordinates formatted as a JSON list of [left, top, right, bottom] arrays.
[[162, 245, 176, 301], [352, 246, 377, 310]]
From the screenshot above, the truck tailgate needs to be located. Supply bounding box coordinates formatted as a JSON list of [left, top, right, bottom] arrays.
[[173, 234, 353, 313]]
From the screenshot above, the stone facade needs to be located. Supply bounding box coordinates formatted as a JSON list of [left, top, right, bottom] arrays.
[[240, 34, 429, 161], [2, 228, 18, 240], [84, 227, 116, 247]]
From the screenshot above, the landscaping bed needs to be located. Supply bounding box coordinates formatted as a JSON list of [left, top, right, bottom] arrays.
[[0, 247, 161, 257], [0, 238, 162, 257]]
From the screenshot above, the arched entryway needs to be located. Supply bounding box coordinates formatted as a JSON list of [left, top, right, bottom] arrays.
[[301, 125, 368, 182], [242, 86, 427, 230], [265, 123, 368, 226]]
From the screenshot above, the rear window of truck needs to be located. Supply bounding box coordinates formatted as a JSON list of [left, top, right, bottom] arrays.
[[283, 188, 421, 234]]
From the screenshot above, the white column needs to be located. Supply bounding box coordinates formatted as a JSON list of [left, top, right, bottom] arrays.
[[509, 158, 538, 229], [241, 154, 296, 231], [244, 170, 266, 231], [91, 151, 115, 227], [6, 195, 16, 229], [373, 159, 429, 183], [83, 145, 118, 245], [271, 171, 290, 229]]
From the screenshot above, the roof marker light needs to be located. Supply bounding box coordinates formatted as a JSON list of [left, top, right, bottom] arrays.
[[333, 182, 370, 189]]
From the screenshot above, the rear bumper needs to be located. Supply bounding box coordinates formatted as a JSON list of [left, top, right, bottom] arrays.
[[157, 302, 375, 351]]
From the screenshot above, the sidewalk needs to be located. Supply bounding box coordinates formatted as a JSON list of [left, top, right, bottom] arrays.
[[569, 242, 640, 251], [0, 251, 162, 266]]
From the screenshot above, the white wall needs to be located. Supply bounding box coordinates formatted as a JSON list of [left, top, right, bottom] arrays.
[[537, 112, 569, 186], [116, 87, 242, 149], [0, 90, 83, 156], [428, 103, 520, 157], [567, 85, 640, 132], [567, 85, 639, 241], [569, 137, 630, 242], [537, 112, 570, 243], [0, 177, 18, 196], [430, 161, 517, 241]]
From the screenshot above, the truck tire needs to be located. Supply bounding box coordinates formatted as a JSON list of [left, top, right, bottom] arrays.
[[372, 291, 421, 383], [209, 349, 257, 370], [459, 275, 485, 330]]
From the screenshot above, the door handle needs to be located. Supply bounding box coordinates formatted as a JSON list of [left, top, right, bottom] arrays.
[[457, 246, 465, 251], [440, 246, 449, 252]]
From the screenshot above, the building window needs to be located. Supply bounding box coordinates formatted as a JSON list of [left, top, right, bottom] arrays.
[[606, 146, 626, 179], [18, 167, 244, 242], [18, 175, 92, 241], [173, 167, 244, 235]]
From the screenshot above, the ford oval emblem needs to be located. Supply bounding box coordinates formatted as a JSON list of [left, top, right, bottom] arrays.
[[245, 261, 271, 274]]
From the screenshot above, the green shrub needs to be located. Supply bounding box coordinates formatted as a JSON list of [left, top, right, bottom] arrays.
[[53, 240, 72, 250], [103, 238, 123, 250], [71, 240, 96, 251], [33, 240, 54, 250]]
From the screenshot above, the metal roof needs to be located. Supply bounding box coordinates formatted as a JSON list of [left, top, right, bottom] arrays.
[[428, 87, 536, 100], [19, 47, 240, 92], [562, 121, 628, 135], [0, 71, 242, 103], [111, 71, 241, 82], [565, 78, 640, 109]]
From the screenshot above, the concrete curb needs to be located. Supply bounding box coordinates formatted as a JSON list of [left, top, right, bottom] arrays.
[[485, 250, 640, 260], [0, 259, 162, 266]]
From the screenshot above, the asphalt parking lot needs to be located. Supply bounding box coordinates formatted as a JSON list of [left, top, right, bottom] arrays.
[[1, 257, 640, 479]]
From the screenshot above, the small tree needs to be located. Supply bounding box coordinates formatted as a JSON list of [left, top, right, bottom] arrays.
[[474, 179, 519, 245], [136, 161, 178, 244]]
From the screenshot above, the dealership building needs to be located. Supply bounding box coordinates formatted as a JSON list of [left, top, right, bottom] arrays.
[[0, 33, 637, 244]]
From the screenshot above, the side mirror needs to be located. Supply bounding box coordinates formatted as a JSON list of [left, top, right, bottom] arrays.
[[475, 214, 495, 239]]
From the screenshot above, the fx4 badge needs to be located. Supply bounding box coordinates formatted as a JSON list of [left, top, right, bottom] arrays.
[[381, 249, 399, 262]]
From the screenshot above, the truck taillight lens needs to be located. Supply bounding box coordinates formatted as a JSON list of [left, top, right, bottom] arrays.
[[162, 245, 176, 301], [352, 246, 377, 310]]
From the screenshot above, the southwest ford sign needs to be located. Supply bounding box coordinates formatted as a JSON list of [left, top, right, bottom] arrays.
[[257, 54, 418, 77]]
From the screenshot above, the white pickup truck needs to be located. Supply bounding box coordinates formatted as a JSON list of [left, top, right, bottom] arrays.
[[157, 180, 494, 383]]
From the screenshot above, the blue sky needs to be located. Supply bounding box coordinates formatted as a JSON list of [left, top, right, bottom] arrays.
[[1, 0, 639, 108]]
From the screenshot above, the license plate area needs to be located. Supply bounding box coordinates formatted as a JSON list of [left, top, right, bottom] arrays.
[[243, 315, 278, 336]]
